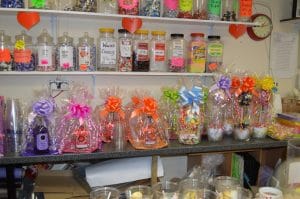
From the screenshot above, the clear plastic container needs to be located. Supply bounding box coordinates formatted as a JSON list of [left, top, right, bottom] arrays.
[[73, 0, 97, 12], [168, 33, 186, 72], [221, 0, 238, 21], [59, 0, 75, 10], [77, 32, 96, 71], [98, 28, 117, 71], [178, 0, 193, 18], [150, 31, 167, 72], [36, 29, 55, 71], [140, 0, 161, 17], [163, 0, 179, 18], [187, 32, 206, 73], [0, 30, 13, 71], [193, 0, 208, 19], [118, 0, 139, 15], [118, 29, 133, 72], [206, 35, 223, 73], [28, 0, 58, 9], [1, 0, 24, 8], [13, 31, 35, 71], [238, 0, 252, 22], [98, 0, 117, 14], [90, 187, 120, 199], [133, 29, 150, 72], [56, 32, 76, 71], [207, 0, 221, 20]]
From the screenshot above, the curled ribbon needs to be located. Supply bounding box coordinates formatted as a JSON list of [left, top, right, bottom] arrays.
[[66, 103, 91, 125], [210, 76, 231, 96], [32, 99, 54, 116], [260, 76, 275, 91], [162, 88, 180, 105], [131, 96, 141, 107], [131, 97, 159, 121], [241, 76, 257, 96], [100, 96, 125, 120], [179, 86, 204, 114]]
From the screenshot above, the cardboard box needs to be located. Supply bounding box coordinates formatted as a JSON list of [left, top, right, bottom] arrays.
[[34, 170, 89, 199]]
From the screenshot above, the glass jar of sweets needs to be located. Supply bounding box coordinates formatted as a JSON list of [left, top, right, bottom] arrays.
[[238, 0, 252, 22], [140, 0, 161, 17], [193, 0, 208, 19], [1, 0, 24, 8], [168, 33, 186, 72], [206, 35, 223, 73], [207, 0, 221, 20], [187, 33, 206, 73], [118, 29, 133, 72], [133, 29, 150, 72], [77, 32, 96, 71], [56, 32, 76, 71], [98, 0, 117, 14], [13, 31, 35, 71], [36, 29, 55, 71], [0, 30, 13, 71], [98, 28, 117, 71], [221, 0, 238, 21], [178, 0, 193, 18], [163, 0, 178, 18], [28, 0, 58, 9], [150, 31, 167, 72], [118, 0, 139, 15], [73, 0, 97, 12]]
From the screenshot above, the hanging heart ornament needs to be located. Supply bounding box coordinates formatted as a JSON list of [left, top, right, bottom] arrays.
[[17, 11, 40, 30], [122, 17, 143, 33], [229, 24, 246, 39]]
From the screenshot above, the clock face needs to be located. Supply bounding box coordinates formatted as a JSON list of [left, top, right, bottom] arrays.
[[247, 14, 273, 41]]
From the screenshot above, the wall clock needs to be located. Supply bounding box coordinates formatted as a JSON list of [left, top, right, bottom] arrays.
[[247, 14, 273, 41]]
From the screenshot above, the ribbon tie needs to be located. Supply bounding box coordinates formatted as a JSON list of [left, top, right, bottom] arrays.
[[100, 96, 125, 120], [66, 102, 91, 125], [260, 76, 275, 91], [162, 88, 180, 105], [210, 76, 231, 97], [131, 97, 159, 121], [179, 86, 204, 114], [32, 99, 54, 116]]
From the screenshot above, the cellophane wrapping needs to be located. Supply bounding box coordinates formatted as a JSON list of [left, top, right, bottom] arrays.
[[0, 96, 4, 156]]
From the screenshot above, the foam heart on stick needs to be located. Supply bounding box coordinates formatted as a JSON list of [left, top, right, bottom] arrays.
[[122, 17, 143, 33], [229, 24, 246, 39], [17, 12, 40, 30]]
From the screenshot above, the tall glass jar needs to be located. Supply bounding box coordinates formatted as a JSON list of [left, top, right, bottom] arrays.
[[207, 0, 221, 20], [140, 0, 161, 17], [0, 30, 13, 71], [98, 0, 117, 14], [206, 35, 223, 73], [238, 0, 252, 22], [73, 0, 97, 12], [98, 28, 117, 71], [59, 0, 75, 10], [77, 32, 96, 71], [178, 0, 193, 18], [36, 29, 55, 71], [118, 0, 139, 15], [28, 0, 58, 9], [13, 31, 35, 71], [221, 0, 238, 21], [187, 33, 206, 73], [56, 32, 76, 71], [163, 0, 178, 18], [133, 29, 150, 72], [150, 31, 167, 72], [118, 29, 133, 72], [1, 0, 24, 8], [168, 33, 186, 72], [193, 0, 208, 19]]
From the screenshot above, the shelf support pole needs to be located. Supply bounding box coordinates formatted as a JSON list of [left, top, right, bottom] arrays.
[[151, 155, 158, 185]]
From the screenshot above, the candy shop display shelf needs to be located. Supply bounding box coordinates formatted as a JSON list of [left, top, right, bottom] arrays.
[[0, 137, 287, 166], [0, 7, 260, 26]]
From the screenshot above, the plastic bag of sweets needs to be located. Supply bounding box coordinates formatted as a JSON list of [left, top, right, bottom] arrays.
[[21, 91, 59, 156], [56, 84, 99, 153]]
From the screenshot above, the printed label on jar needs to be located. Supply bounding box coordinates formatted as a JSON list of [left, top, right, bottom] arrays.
[[36, 133, 49, 151], [14, 49, 32, 63], [191, 43, 206, 63], [0, 48, 11, 62], [100, 41, 117, 65], [120, 40, 132, 58], [208, 43, 223, 57], [38, 46, 52, 66], [179, 0, 192, 12], [59, 46, 74, 69], [164, 0, 178, 10], [78, 46, 91, 71], [154, 43, 165, 61], [172, 41, 184, 57], [137, 42, 149, 61], [208, 0, 221, 15]]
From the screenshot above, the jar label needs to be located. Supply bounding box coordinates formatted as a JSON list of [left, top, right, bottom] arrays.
[[239, 0, 252, 18], [172, 41, 184, 57], [36, 133, 49, 151], [208, 43, 223, 57], [100, 41, 117, 65], [59, 46, 74, 69], [154, 43, 165, 61], [14, 49, 32, 63], [78, 46, 91, 71], [118, 0, 138, 10], [120, 40, 132, 58], [179, 0, 192, 12], [164, 0, 178, 10], [137, 42, 149, 61], [0, 49, 11, 62], [38, 46, 52, 66], [208, 0, 221, 15], [190, 42, 206, 71]]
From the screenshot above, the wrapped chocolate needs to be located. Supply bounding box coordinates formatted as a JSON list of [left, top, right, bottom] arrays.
[[128, 93, 168, 150], [56, 85, 98, 153], [177, 85, 205, 145]]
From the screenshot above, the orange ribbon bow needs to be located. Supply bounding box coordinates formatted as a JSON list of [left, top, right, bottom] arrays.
[[100, 96, 125, 120]]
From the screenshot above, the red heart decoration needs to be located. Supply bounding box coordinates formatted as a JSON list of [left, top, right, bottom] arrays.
[[229, 24, 246, 39], [122, 17, 143, 33], [17, 12, 40, 30]]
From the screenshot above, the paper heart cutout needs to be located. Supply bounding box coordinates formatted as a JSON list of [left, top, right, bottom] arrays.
[[17, 12, 40, 30], [122, 17, 143, 33], [229, 24, 246, 39]]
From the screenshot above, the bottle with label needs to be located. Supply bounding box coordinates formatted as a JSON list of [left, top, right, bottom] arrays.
[[13, 31, 36, 71], [118, 0, 139, 15], [221, 0, 238, 21], [168, 33, 186, 72], [238, 0, 252, 22], [0, 30, 13, 71], [33, 116, 50, 155], [1, 0, 24, 8], [187, 33, 206, 73], [133, 29, 150, 72], [206, 35, 223, 72], [207, 0, 221, 20], [56, 32, 76, 71], [150, 31, 167, 72], [118, 29, 133, 72], [98, 28, 117, 71], [193, 0, 208, 19], [77, 32, 96, 71], [178, 0, 193, 18], [98, 0, 117, 14], [36, 29, 55, 71], [140, 0, 161, 17], [163, 0, 178, 18]]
